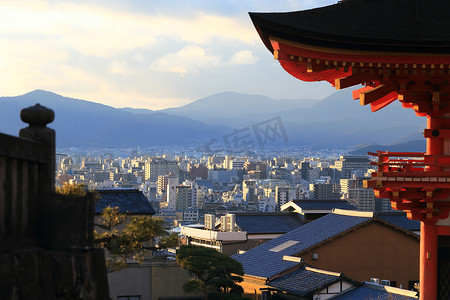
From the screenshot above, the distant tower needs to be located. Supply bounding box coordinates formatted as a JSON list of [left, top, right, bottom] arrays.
[[243, 180, 258, 211], [159, 174, 178, 208]]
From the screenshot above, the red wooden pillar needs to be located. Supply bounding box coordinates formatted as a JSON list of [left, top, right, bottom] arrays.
[[420, 221, 438, 300], [421, 116, 444, 300]]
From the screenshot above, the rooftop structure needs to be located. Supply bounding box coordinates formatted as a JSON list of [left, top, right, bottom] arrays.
[[95, 188, 156, 215], [232, 212, 305, 234], [181, 212, 305, 255], [329, 281, 418, 300], [281, 199, 355, 221], [266, 264, 357, 299]]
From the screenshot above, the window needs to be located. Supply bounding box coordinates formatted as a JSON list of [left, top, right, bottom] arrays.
[[118, 296, 140, 300]]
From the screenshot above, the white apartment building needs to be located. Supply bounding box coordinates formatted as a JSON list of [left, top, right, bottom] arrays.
[[144, 158, 179, 182]]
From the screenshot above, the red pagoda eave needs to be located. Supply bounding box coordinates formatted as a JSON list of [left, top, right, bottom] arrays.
[[271, 38, 450, 65], [268, 37, 450, 116]]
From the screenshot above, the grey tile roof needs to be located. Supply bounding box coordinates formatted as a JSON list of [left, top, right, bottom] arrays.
[[375, 212, 420, 232], [195, 180, 214, 190], [292, 200, 355, 211], [329, 282, 418, 299], [234, 213, 305, 234], [268, 265, 344, 296], [232, 212, 371, 279], [95, 188, 155, 215]]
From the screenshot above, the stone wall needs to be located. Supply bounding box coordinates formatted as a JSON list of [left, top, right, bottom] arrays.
[[0, 248, 109, 300]]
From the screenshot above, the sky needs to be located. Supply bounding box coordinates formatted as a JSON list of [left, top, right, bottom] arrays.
[[0, 0, 338, 110]]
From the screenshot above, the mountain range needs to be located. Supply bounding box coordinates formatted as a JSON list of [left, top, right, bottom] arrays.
[[0, 90, 426, 149], [0, 90, 229, 147]]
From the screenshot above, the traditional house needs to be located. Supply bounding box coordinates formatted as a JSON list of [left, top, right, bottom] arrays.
[[233, 209, 419, 294]]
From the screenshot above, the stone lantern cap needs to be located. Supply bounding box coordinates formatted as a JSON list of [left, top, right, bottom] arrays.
[[21, 103, 54, 128]]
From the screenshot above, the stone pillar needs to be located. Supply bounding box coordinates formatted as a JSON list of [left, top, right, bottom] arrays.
[[19, 103, 55, 247]]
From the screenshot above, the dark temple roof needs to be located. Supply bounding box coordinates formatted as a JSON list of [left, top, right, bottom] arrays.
[[250, 0, 450, 54], [329, 282, 418, 299], [95, 189, 155, 215], [374, 212, 420, 232], [234, 213, 305, 234], [292, 200, 355, 211], [268, 265, 353, 297]]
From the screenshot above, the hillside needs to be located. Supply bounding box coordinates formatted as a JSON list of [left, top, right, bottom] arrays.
[[156, 89, 426, 147], [0, 89, 426, 148], [0, 90, 229, 147]]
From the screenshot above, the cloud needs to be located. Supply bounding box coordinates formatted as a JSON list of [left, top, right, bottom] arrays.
[[231, 50, 259, 65], [0, 1, 258, 60], [150, 45, 222, 75], [150, 48, 260, 75], [0, 0, 338, 110], [110, 60, 133, 75]]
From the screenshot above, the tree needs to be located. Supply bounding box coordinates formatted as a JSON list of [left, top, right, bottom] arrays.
[[56, 183, 178, 271], [176, 245, 244, 300], [94, 206, 179, 272]]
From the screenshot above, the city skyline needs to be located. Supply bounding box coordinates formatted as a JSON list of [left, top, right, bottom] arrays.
[[0, 0, 337, 110]]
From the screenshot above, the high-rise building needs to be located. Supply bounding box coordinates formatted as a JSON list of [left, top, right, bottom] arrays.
[[244, 161, 267, 179], [144, 158, 179, 182], [231, 157, 248, 169], [334, 156, 371, 179], [207, 156, 225, 169], [174, 181, 199, 211], [341, 177, 392, 212], [309, 180, 340, 200], [188, 164, 208, 180], [175, 185, 191, 211], [158, 173, 178, 204], [300, 161, 312, 181], [243, 180, 258, 211], [348, 188, 375, 212], [275, 186, 300, 209]]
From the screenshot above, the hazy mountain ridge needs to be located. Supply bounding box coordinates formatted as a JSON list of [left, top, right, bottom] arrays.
[[119, 107, 155, 115], [0, 89, 426, 148], [159, 91, 320, 126], [0, 90, 230, 147], [349, 140, 426, 155], [159, 89, 425, 147]]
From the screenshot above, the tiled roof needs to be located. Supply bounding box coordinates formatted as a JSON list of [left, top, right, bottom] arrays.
[[292, 200, 356, 211], [268, 265, 344, 296], [329, 282, 418, 300], [195, 180, 214, 190], [232, 211, 371, 279], [95, 188, 155, 215], [375, 212, 420, 232], [234, 213, 305, 234]]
